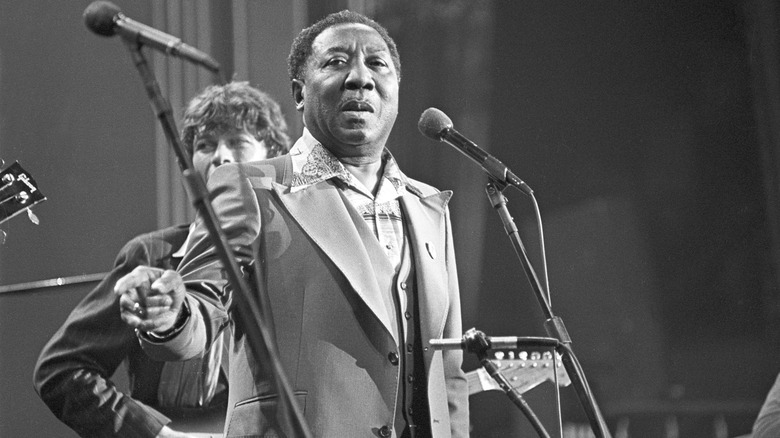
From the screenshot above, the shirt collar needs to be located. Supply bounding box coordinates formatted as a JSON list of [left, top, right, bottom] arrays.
[[379, 150, 407, 198], [289, 128, 407, 197], [289, 128, 352, 192], [171, 222, 197, 259]]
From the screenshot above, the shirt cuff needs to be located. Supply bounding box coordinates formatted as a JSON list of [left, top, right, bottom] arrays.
[[138, 300, 191, 343]]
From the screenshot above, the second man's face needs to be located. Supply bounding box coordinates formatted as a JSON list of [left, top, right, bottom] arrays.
[[296, 23, 399, 161], [192, 128, 268, 181]]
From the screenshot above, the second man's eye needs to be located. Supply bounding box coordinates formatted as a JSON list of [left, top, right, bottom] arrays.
[[195, 141, 215, 152]]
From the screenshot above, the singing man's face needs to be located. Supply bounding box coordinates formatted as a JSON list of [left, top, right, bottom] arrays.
[[294, 23, 399, 161], [192, 128, 268, 181]]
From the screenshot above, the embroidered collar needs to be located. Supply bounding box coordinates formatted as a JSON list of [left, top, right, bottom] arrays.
[[289, 128, 406, 197]]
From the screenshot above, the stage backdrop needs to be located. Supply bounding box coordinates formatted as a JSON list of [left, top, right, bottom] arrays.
[[2, 1, 779, 437]]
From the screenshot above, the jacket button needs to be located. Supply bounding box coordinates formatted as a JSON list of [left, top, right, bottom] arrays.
[[388, 351, 399, 365], [379, 425, 392, 437]]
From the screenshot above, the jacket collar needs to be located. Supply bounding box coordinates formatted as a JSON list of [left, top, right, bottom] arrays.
[[274, 171, 452, 345]]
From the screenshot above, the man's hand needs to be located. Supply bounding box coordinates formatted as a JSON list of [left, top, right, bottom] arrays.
[[115, 266, 186, 335]]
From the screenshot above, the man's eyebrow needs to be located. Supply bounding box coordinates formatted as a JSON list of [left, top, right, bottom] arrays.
[[320, 46, 345, 56], [321, 44, 389, 56], [365, 46, 390, 56]]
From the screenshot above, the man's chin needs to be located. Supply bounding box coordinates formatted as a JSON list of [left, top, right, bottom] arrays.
[[335, 127, 372, 145]]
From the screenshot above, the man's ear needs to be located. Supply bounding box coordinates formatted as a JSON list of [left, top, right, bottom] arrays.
[[292, 79, 305, 111]]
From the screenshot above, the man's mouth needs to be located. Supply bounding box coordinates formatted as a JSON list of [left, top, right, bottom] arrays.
[[341, 100, 374, 112]]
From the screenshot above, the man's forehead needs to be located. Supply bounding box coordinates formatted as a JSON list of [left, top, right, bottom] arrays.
[[312, 23, 389, 53], [195, 126, 252, 139]]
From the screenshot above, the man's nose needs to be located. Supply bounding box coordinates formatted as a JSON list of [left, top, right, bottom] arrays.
[[345, 61, 374, 90], [212, 142, 233, 165]]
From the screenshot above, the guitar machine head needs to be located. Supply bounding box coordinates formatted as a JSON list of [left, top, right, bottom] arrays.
[[468, 349, 571, 396], [0, 161, 46, 226]]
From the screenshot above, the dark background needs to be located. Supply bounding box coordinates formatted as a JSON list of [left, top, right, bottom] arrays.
[[2, 1, 779, 436]]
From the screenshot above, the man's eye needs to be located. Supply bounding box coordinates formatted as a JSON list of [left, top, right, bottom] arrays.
[[369, 58, 388, 68], [326, 58, 346, 67], [196, 142, 215, 151]]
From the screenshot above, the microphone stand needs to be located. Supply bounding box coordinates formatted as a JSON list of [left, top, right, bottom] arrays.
[[123, 40, 312, 438], [485, 179, 612, 438], [462, 329, 553, 437]]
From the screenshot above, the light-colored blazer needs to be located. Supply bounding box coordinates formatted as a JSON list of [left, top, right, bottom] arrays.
[[142, 155, 469, 438]]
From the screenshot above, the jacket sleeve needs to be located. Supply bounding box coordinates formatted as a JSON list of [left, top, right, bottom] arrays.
[[140, 163, 260, 362], [754, 373, 780, 437], [33, 237, 170, 438]]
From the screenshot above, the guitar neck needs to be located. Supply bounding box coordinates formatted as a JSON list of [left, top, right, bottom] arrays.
[[467, 367, 496, 395], [0, 161, 46, 225], [464, 352, 571, 396]]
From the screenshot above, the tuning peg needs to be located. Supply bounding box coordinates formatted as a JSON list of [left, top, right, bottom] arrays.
[[27, 208, 40, 225]]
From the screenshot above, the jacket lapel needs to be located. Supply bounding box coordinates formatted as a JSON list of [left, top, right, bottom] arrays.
[[400, 188, 453, 350], [273, 181, 399, 344]]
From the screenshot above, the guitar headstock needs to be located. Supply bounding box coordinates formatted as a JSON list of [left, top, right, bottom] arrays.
[[0, 161, 46, 225], [468, 350, 571, 396]]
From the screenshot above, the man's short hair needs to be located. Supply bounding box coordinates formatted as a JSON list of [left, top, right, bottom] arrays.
[[287, 9, 401, 94], [181, 81, 291, 158]]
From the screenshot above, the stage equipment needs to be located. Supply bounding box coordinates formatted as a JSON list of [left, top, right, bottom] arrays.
[[0, 161, 46, 226], [83, 3, 311, 436], [420, 108, 612, 438], [84, 1, 223, 81]]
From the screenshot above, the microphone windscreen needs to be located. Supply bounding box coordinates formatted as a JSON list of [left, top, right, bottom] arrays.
[[84, 1, 122, 36], [418, 107, 453, 141]]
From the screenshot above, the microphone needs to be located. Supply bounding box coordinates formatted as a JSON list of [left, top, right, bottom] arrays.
[[430, 336, 561, 351], [418, 107, 533, 195], [83, 1, 220, 74]]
